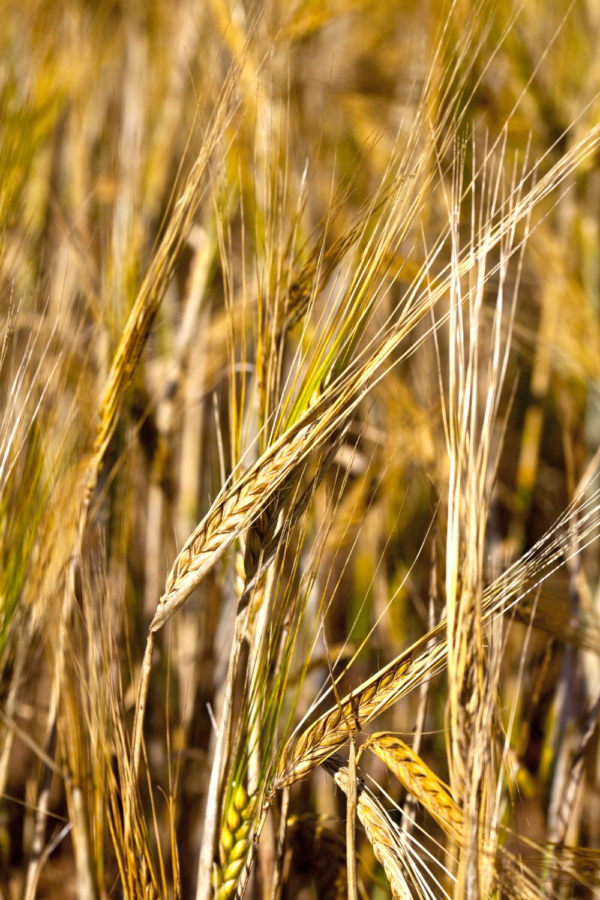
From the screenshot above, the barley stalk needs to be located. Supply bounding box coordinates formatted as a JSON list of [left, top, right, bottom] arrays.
[[9, 5, 600, 900], [273, 461, 600, 795], [152, 428, 312, 633], [132, 119, 600, 791]]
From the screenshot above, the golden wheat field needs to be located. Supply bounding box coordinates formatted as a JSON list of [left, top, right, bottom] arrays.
[[3, 1, 600, 898]]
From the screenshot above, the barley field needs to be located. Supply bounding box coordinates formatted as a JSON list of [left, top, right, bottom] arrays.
[[2, 1, 600, 898]]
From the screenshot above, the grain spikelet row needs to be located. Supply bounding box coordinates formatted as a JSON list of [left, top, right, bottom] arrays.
[[215, 784, 257, 900], [361, 733, 463, 840], [153, 293, 430, 633], [273, 640, 446, 790], [153, 423, 313, 630], [325, 756, 411, 900]]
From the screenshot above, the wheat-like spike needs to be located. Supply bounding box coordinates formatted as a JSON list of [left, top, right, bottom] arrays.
[[273, 638, 447, 791], [239, 439, 343, 606], [273, 652, 411, 789], [362, 733, 463, 840], [154, 388, 351, 634], [214, 784, 258, 900], [152, 323, 401, 634], [272, 134, 396, 348], [325, 756, 412, 900], [275, 207, 372, 340], [151, 423, 314, 632]]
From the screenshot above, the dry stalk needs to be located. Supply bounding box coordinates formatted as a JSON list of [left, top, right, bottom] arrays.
[[195, 609, 248, 900], [544, 684, 600, 890], [269, 787, 290, 900], [195, 534, 282, 900], [402, 538, 438, 836], [322, 627, 358, 900], [201, 551, 279, 900]]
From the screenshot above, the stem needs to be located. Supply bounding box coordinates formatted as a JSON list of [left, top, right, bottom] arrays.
[[196, 616, 246, 900], [132, 630, 155, 781], [346, 741, 358, 900], [269, 788, 289, 900]]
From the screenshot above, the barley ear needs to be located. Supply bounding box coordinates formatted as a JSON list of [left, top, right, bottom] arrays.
[[215, 784, 258, 900], [324, 756, 412, 900], [362, 733, 463, 842]]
